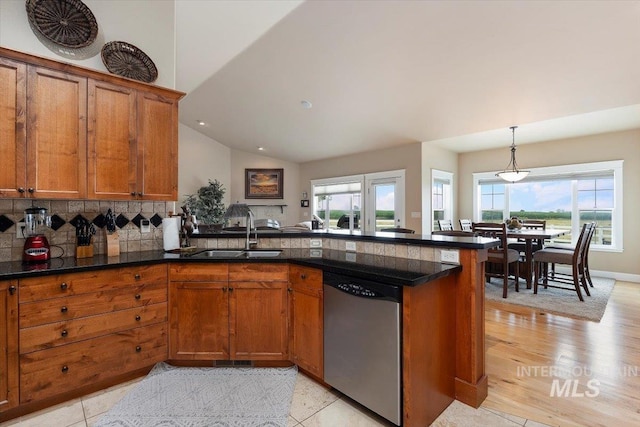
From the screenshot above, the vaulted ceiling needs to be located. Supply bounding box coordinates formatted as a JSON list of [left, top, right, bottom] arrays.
[[176, 1, 640, 163]]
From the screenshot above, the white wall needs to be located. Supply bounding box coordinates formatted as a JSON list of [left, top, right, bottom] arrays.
[[178, 124, 232, 206], [230, 149, 301, 226], [421, 143, 459, 233], [0, 0, 175, 88]]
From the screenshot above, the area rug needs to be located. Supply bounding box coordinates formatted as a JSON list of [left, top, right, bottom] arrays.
[[95, 362, 298, 427], [485, 276, 615, 322]]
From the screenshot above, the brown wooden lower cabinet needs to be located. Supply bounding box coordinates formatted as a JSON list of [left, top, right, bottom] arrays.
[[288, 265, 323, 379], [0, 280, 18, 412], [1, 259, 468, 427], [20, 323, 167, 403], [14, 265, 169, 408], [169, 263, 289, 361]]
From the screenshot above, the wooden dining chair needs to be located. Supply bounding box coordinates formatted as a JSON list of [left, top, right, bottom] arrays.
[[472, 222, 520, 298], [533, 222, 595, 301], [437, 219, 454, 231], [547, 222, 597, 288], [459, 219, 472, 232]]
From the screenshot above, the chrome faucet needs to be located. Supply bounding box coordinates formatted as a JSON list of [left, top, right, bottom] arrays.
[[245, 209, 258, 250]]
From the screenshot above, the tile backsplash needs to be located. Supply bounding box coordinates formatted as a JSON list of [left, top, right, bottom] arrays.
[[0, 199, 173, 262]]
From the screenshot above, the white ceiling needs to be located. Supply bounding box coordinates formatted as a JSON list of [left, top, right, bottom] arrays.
[[176, 0, 640, 163]]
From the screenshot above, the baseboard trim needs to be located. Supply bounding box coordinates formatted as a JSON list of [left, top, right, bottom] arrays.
[[551, 266, 640, 283]]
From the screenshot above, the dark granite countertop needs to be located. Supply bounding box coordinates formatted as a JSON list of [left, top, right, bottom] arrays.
[[0, 248, 462, 287], [193, 229, 500, 250]]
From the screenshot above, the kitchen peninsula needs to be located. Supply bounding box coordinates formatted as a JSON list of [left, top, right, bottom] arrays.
[[0, 231, 499, 426]]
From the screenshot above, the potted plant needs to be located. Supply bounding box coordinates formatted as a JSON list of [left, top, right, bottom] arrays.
[[183, 179, 226, 231]]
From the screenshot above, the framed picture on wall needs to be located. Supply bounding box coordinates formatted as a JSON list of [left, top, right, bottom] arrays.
[[245, 168, 284, 199]]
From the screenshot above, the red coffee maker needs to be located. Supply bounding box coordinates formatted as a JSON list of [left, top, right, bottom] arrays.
[[23, 207, 51, 263]]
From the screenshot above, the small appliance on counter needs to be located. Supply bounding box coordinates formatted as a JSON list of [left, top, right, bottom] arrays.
[[23, 207, 52, 263]]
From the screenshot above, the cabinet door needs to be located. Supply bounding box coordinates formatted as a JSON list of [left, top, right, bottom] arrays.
[[289, 266, 323, 378], [0, 281, 18, 412], [169, 282, 229, 360], [137, 91, 178, 200], [26, 66, 87, 199], [0, 58, 27, 198], [87, 80, 137, 199], [229, 281, 288, 360]]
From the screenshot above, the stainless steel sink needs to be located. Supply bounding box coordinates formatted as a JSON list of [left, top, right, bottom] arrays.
[[242, 250, 282, 258], [191, 250, 245, 258], [190, 249, 282, 258]]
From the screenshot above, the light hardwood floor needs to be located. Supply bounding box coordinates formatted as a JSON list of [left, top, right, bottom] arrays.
[[483, 280, 640, 427]]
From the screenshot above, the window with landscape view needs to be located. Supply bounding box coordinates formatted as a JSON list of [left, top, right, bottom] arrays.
[[311, 170, 405, 232], [473, 160, 623, 251]]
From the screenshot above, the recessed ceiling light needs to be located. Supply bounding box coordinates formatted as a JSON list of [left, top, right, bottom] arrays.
[[197, 120, 205, 126], [257, 147, 265, 151], [300, 100, 312, 109]]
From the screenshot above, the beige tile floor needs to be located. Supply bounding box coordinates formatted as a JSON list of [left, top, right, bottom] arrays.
[[0, 372, 551, 427]]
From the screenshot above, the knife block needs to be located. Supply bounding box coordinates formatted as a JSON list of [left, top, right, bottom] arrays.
[[105, 230, 120, 257], [76, 244, 94, 259]]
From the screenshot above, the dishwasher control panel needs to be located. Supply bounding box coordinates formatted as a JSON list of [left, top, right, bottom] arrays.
[[324, 272, 402, 302], [336, 282, 378, 297]]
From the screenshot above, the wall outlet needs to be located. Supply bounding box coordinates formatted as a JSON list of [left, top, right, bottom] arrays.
[[140, 219, 151, 233], [16, 222, 26, 239], [310, 248, 323, 257], [411, 211, 421, 218], [440, 249, 460, 264], [310, 238, 322, 248], [345, 241, 356, 251]]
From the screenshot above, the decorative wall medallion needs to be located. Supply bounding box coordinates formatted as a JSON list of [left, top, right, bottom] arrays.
[[101, 41, 158, 83], [26, 0, 99, 48]]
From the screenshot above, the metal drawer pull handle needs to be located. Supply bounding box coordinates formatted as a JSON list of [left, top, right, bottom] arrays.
[[60, 282, 68, 290], [61, 365, 68, 373], [9, 285, 16, 295], [135, 294, 141, 300], [61, 330, 68, 337], [136, 346, 142, 352], [134, 274, 141, 280], [301, 274, 307, 279], [135, 315, 141, 321], [61, 306, 68, 313]]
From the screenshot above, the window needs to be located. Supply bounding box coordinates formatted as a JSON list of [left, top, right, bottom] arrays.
[[473, 160, 623, 251], [480, 183, 505, 221], [311, 175, 363, 230], [431, 170, 453, 231], [311, 170, 405, 232]]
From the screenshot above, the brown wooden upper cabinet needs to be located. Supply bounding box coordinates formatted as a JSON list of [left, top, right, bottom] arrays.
[[87, 81, 179, 200], [27, 66, 88, 199], [0, 47, 183, 201], [0, 57, 27, 199]]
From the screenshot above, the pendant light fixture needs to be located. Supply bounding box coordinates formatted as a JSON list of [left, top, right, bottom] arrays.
[[496, 126, 529, 183]]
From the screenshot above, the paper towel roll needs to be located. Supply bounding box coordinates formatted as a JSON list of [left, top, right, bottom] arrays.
[[162, 217, 180, 251]]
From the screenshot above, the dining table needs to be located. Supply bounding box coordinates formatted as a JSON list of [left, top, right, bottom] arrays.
[[504, 228, 568, 289]]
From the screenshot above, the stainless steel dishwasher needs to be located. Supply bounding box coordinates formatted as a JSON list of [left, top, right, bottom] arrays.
[[323, 272, 402, 426]]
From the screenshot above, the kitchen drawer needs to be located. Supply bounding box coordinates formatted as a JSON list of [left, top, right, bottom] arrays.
[[169, 263, 228, 282], [19, 264, 167, 303], [20, 323, 167, 404], [289, 265, 322, 291], [19, 281, 167, 328], [20, 302, 167, 354], [229, 263, 288, 282]]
